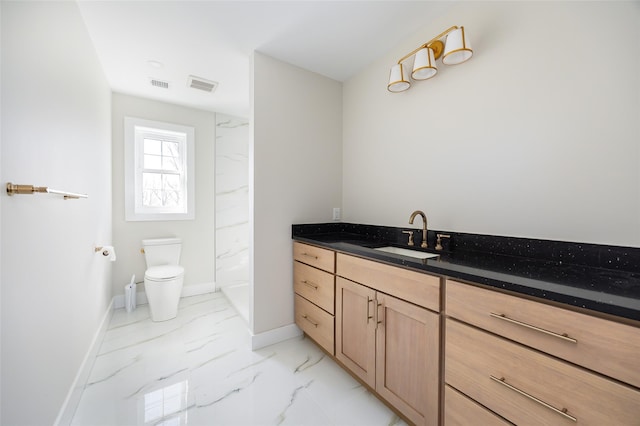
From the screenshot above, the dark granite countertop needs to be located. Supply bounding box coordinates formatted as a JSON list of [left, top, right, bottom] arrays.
[[292, 223, 640, 323]]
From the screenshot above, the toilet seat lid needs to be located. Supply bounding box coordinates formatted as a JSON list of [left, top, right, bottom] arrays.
[[146, 265, 184, 280]]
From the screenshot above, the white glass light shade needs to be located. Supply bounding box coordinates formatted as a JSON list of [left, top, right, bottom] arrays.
[[412, 47, 437, 80], [387, 63, 410, 92], [442, 26, 473, 65]]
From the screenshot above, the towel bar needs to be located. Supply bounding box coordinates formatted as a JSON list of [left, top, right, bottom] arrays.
[[6, 182, 88, 199]]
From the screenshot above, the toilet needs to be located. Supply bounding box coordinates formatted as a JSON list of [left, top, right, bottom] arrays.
[[142, 238, 185, 322]]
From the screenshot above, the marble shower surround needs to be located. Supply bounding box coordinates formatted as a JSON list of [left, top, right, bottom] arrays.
[[215, 115, 250, 311]]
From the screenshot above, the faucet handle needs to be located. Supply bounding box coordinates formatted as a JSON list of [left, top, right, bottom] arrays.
[[402, 230, 415, 246], [435, 234, 451, 251]]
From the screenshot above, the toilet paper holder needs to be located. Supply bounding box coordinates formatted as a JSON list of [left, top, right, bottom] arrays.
[[95, 246, 116, 260]]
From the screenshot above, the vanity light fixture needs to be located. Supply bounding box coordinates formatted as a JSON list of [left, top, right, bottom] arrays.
[[387, 25, 473, 93]]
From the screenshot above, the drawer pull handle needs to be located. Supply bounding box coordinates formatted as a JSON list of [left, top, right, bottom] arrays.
[[367, 297, 374, 323], [301, 280, 318, 290], [301, 252, 319, 260], [376, 303, 384, 326], [302, 315, 318, 327], [490, 376, 577, 423], [490, 312, 577, 344]]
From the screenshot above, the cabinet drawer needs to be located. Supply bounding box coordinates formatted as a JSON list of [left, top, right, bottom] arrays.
[[294, 261, 335, 314], [446, 318, 640, 426], [444, 385, 511, 426], [293, 242, 335, 273], [446, 279, 640, 388], [295, 294, 334, 355], [336, 253, 440, 312]]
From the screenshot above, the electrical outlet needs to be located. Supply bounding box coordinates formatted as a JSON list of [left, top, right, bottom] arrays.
[[332, 207, 341, 221]]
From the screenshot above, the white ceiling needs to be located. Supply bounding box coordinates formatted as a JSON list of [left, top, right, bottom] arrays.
[[77, 1, 453, 118]]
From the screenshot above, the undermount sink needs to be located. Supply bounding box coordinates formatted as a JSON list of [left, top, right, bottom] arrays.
[[373, 246, 439, 260]]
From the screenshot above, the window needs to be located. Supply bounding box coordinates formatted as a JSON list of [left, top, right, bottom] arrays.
[[125, 117, 195, 221]]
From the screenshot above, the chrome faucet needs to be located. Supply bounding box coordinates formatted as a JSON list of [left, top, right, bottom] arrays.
[[409, 210, 428, 248]]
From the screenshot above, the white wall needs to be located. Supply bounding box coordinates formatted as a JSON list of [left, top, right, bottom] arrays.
[[251, 52, 342, 335], [1, 2, 112, 424], [343, 1, 640, 247], [112, 93, 216, 296], [0, 2, 4, 422]]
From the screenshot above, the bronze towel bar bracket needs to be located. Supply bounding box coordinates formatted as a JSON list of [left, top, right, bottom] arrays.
[[6, 182, 88, 199]]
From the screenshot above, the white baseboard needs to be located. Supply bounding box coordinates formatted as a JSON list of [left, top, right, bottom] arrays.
[[54, 298, 114, 426], [113, 281, 216, 309], [250, 323, 302, 350]]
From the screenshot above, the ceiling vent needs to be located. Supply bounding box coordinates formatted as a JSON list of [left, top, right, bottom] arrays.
[[150, 79, 169, 89], [188, 75, 218, 93]]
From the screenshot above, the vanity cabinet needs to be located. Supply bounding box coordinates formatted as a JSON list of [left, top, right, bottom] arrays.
[[336, 253, 441, 426], [293, 235, 640, 426], [445, 279, 640, 425], [293, 242, 336, 354]]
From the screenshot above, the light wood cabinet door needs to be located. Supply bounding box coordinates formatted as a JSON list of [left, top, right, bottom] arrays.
[[336, 277, 376, 388], [376, 293, 440, 426]]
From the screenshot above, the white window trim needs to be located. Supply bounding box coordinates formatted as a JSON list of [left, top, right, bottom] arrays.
[[124, 117, 195, 221]]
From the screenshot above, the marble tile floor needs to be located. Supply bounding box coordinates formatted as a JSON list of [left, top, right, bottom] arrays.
[[220, 283, 250, 325], [71, 292, 408, 426]]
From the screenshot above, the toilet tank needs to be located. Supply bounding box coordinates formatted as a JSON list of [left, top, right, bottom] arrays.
[[142, 238, 182, 267]]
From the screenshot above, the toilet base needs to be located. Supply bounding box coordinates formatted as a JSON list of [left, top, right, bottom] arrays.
[[149, 304, 179, 322], [144, 277, 184, 322]]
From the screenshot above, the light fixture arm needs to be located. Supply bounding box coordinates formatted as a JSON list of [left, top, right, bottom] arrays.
[[396, 25, 459, 64]]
